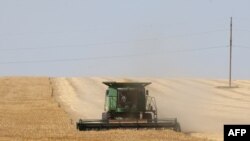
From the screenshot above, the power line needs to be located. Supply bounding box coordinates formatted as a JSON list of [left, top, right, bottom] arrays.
[[0, 38, 157, 51], [234, 17, 250, 22], [0, 29, 227, 52], [166, 45, 227, 53], [0, 45, 227, 65], [0, 21, 227, 37], [234, 45, 250, 49], [234, 28, 250, 33], [164, 29, 227, 39]]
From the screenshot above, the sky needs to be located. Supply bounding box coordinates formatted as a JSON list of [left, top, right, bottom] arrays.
[[0, 0, 250, 79]]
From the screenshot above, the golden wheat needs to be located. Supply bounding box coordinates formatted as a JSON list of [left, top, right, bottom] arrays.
[[0, 77, 208, 141]]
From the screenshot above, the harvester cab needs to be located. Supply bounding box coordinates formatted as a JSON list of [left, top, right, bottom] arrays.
[[102, 82, 157, 121], [77, 82, 181, 131]]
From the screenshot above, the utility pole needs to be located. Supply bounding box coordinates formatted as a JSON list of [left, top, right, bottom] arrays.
[[229, 17, 232, 87]]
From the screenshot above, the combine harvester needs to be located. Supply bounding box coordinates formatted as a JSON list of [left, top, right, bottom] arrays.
[[77, 82, 181, 131]]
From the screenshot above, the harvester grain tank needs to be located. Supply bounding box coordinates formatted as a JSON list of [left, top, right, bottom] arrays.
[[76, 82, 181, 131]]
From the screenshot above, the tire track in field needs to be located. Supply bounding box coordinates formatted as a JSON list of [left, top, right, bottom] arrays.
[[209, 80, 250, 100], [161, 79, 233, 107], [183, 79, 250, 102], [68, 78, 105, 119], [187, 79, 250, 119], [191, 79, 250, 103], [183, 79, 250, 107]]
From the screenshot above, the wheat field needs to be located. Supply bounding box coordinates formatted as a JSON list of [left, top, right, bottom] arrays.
[[1, 76, 249, 140], [52, 77, 250, 141], [0, 77, 208, 141]]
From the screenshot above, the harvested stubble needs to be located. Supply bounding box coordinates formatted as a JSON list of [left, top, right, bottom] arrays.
[[0, 77, 208, 141]]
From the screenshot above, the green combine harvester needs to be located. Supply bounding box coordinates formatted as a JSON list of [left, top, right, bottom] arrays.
[[76, 82, 181, 131]]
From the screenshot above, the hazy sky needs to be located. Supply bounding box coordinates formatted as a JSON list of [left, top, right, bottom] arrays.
[[0, 0, 250, 79]]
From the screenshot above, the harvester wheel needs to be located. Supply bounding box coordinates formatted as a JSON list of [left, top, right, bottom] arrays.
[[143, 113, 152, 121], [174, 122, 181, 132], [102, 112, 110, 120]]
